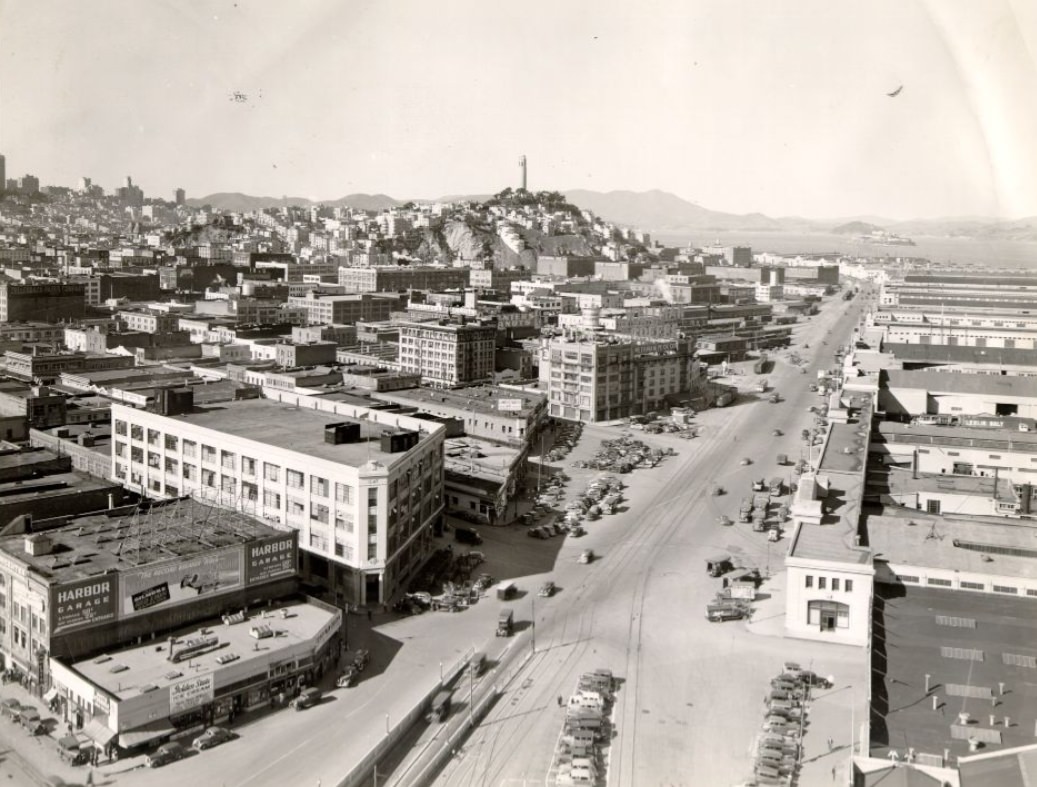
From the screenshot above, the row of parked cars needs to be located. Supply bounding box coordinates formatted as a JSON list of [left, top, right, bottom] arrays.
[[145, 725, 236, 767]]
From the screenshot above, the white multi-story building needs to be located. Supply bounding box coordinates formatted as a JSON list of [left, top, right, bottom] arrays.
[[398, 321, 496, 388], [110, 392, 445, 607]]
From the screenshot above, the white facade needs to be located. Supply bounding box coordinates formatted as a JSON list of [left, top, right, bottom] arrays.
[[110, 393, 444, 606]]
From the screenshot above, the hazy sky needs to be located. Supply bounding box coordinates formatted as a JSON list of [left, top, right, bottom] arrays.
[[2, 0, 1035, 219]]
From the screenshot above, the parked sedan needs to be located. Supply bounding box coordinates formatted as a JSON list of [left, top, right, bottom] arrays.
[[192, 726, 234, 751], [538, 580, 556, 598], [147, 742, 187, 767]]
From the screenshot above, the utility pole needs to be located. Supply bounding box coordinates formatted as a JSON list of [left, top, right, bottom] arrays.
[[469, 662, 475, 728], [531, 594, 536, 654]]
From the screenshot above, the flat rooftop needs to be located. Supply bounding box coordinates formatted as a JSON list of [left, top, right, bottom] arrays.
[[374, 385, 544, 418], [170, 398, 426, 469], [871, 585, 1037, 761], [877, 420, 1037, 452], [885, 369, 1037, 397], [866, 512, 1037, 580], [0, 498, 284, 584], [73, 598, 335, 700], [818, 421, 870, 475], [884, 467, 1018, 503]]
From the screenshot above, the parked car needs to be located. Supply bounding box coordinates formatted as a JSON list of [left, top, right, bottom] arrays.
[[454, 527, 483, 546], [290, 687, 322, 710], [538, 580, 556, 598], [578, 549, 594, 564], [147, 742, 187, 768], [192, 726, 233, 751]]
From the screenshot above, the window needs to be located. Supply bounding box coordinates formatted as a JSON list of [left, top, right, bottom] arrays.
[[164, 457, 178, 474], [115, 441, 126, 458], [164, 434, 178, 451], [925, 500, 941, 515], [309, 532, 328, 551], [182, 463, 196, 481], [242, 457, 256, 477], [130, 424, 143, 441], [201, 469, 216, 487], [147, 428, 160, 446], [335, 542, 346, 558], [993, 585, 1018, 594], [311, 476, 328, 497], [221, 450, 236, 471], [367, 540, 378, 561], [818, 577, 827, 590], [287, 470, 304, 489], [927, 577, 952, 587], [832, 578, 840, 592], [311, 503, 330, 524], [183, 439, 197, 458], [288, 499, 305, 518], [335, 511, 355, 532], [242, 481, 258, 501], [131, 445, 144, 463], [805, 575, 813, 589], [844, 579, 853, 593], [896, 574, 919, 584], [960, 581, 984, 591], [263, 490, 281, 509], [221, 476, 236, 496], [264, 463, 280, 482], [201, 445, 216, 463], [114, 420, 127, 436], [147, 452, 160, 469]]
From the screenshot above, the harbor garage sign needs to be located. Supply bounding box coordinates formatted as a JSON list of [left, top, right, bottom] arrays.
[[50, 575, 118, 633]]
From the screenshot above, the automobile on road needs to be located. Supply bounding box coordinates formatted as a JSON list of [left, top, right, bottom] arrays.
[[192, 726, 233, 751], [538, 580, 556, 597], [578, 549, 594, 564], [147, 742, 187, 767]]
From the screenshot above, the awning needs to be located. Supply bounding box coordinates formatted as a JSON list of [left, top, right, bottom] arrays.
[[43, 688, 59, 704], [81, 719, 117, 747], [119, 718, 175, 749]]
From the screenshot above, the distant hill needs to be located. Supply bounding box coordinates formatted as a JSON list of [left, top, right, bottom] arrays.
[[562, 189, 782, 232], [832, 221, 884, 235], [186, 192, 401, 212], [183, 189, 1037, 242]]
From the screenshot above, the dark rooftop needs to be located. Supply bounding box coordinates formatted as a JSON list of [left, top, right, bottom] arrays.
[[0, 498, 283, 584]]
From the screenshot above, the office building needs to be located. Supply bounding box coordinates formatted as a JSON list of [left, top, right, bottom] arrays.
[[398, 321, 496, 388], [110, 392, 445, 607]]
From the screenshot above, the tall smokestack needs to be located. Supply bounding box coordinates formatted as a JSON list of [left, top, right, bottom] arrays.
[[519, 155, 527, 191]]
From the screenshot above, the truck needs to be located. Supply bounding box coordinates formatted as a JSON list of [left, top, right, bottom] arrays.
[[769, 393, 781, 404], [751, 478, 766, 492], [752, 357, 768, 375], [768, 477, 783, 496]]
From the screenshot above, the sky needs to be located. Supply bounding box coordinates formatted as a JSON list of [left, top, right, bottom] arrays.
[[1, 0, 1035, 220]]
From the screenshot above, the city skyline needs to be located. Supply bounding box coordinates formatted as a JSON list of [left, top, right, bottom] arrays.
[[2, 0, 1036, 220]]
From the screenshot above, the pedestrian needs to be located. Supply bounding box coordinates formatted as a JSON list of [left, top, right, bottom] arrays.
[[557, 695, 563, 707], [827, 737, 834, 751], [831, 766, 836, 781]]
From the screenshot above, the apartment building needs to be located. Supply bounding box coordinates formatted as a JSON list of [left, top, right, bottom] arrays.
[[286, 291, 399, 326], [110, 392, 444, 606], [538, 333, 698, 422], [398, 321, 496, 388], [337, 266, 469, 294], [0, 281, 86, 323]]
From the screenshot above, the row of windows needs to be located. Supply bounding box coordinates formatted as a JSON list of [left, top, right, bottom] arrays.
[[804, 575, 854, 592]]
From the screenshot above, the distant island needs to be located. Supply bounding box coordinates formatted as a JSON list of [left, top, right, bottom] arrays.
[[833, 221, 915, 246]]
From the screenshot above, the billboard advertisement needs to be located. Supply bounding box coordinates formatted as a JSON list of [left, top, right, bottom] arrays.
[[119, 547, 243, 619], [244, 534, 297, 586], [51, 574, 119, 633], [169, 674, 214, 715]]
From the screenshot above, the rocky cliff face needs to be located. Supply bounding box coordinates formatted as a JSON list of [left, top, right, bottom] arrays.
[[437, 219, 595, 269]]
